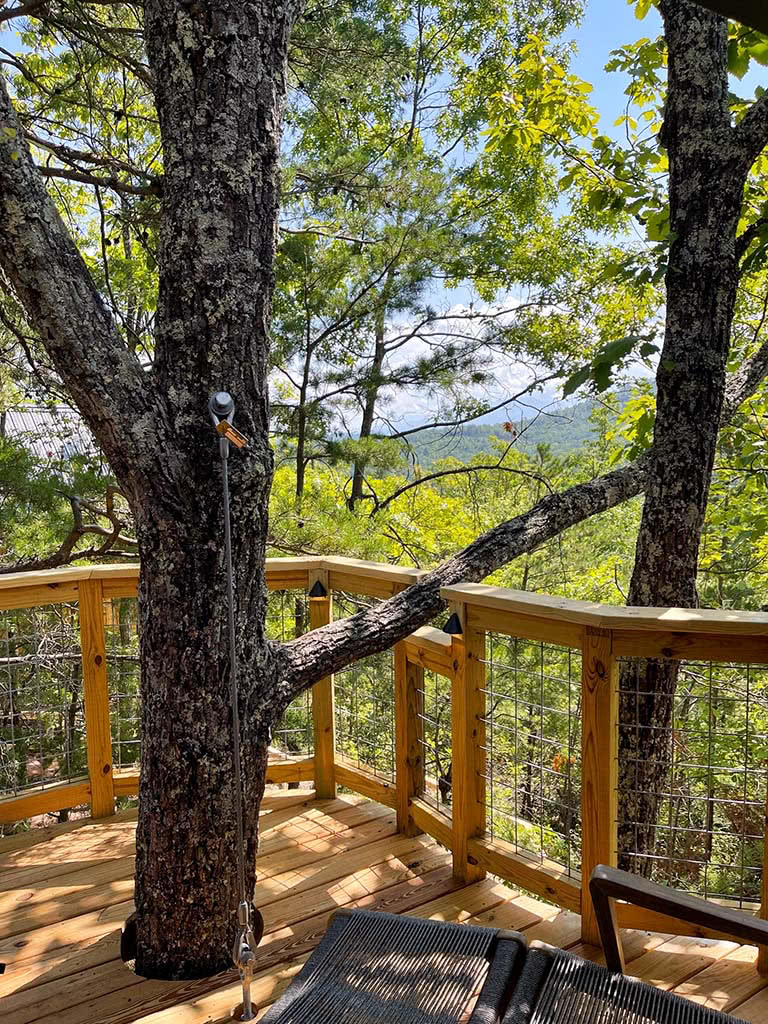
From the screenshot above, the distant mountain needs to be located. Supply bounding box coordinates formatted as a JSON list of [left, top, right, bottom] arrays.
[[403, 399, 601, 467]]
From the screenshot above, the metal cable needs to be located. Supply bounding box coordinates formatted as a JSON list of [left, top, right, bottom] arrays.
[[221, 445, 247, 908]]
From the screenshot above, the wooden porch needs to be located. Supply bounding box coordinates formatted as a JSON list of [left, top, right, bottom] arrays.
[[3, 790, 768, 1024]]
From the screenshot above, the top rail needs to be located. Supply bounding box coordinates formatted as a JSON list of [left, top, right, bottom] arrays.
[[6, 561, 768, 641], [441, 582, 768, 637], [0, 557, 428, 609], [442, 583, 768, 664]]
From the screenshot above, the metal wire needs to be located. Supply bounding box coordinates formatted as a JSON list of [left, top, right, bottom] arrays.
[[617, 657, 768, 909], [333, 591, 395, 782], [267, 590, 313, 758], [104, 598, 141, 771], [0, 603, 86, 801], [482, 633, 581, 876], [416, 667, 453, 813]]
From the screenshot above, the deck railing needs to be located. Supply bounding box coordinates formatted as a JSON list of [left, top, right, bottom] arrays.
[[2, 557, 768, 959]]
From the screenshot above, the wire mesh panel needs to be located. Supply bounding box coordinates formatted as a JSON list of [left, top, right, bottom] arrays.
[[333, 591, 395, 782], [483, 633, 581, 876], [618, 658, 768, 909], [0, 603, 88, 799], [417, 666, 453, 816], [267, 589, 313, 758], [104, 597, 141, 771]]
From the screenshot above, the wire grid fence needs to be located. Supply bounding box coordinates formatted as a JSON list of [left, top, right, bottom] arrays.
[[482, 632, 582, 876], [0, 602, 89, 807], [416, 666, 453, 816], [102, 589, 317, 768], [617, 657, 768, 909], [267, 589, 313, 758], [333, 591, 395, 782], [104, 597, 141, 772]]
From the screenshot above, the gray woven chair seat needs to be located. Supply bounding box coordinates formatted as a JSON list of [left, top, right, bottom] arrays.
[[260, 908, 526, 1024], [503, 945, 749, 1024]]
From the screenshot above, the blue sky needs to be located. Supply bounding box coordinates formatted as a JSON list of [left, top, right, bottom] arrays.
[[571, 0, 663, 131]]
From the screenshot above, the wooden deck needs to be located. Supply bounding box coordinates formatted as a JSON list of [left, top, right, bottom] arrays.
[[2, 792, 768, 1024]]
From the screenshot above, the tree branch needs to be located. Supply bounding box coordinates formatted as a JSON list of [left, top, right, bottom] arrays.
[[26, 130, 160, 182], [732, 91, 768, 176], [0, 72, 156, 493], [736, 215, 768, 264], [370, 457, 552, 515], [36, 163, 162, 197], [280, 341, 768, 696], [0, 1, 47, 24], [721, 332, 768, 420], [0, 489, 138, 574], [278, 454, 650, 695]]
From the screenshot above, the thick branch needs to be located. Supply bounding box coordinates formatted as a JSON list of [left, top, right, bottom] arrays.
[[0, 1, 47, 24], [732, 92, 768, 177], [0, 73, 156, 494], [694, 1, 768, 34], [721, 332, 768, 420], [279, 454, 649, 694], [282, 343, 768, 695], [736, 215, 768, 264]]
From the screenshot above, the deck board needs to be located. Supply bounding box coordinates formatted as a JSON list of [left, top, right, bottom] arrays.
[[1, 793, 766, 1023]]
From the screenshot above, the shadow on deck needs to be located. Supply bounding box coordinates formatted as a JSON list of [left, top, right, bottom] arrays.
[[2, 790, 768, 1024]]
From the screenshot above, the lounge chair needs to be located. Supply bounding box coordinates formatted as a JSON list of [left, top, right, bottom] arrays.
[[260, 908, 527, 1023], [261, 866, 768, 1023]]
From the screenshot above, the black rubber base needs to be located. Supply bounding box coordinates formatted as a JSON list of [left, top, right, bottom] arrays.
[[120, 912, 138, 962]]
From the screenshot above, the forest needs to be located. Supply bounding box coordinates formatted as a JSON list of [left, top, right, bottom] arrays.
[[2, 0, 768, 980]]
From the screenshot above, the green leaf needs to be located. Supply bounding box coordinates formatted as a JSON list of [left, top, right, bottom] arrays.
[[728, 39, 750, 79], [563, 364, 591, 398], [646, 208, 670, 242]]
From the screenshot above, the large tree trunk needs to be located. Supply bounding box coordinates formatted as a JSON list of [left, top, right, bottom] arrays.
[[129, 0, 301, 977], [617, 1, 745, 872]]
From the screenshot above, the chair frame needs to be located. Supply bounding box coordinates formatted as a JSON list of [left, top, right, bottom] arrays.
[[589, 864, 768, 975]]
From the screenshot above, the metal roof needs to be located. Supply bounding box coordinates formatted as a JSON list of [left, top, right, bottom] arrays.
[[2, 405, 98, 461]]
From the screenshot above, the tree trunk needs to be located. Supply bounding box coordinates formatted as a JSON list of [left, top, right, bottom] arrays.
[[348, 272, 392, 508], [128, 0, 302, 978], [617, 1, 745, 872]]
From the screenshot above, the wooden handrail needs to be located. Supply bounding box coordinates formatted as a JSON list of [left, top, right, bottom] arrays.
[[3, 558, 768, 963], [6, 561, 768, 633], [441, 582, 768, 637]]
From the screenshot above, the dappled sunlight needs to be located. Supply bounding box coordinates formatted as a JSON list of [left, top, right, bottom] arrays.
[[2, 788, 768, 1021]]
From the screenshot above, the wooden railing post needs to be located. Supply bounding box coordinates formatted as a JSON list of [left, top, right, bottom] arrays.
[[79, 578, 115, 818], [758, 790, 768, 975], [395, 643, 425, 835], [451, 605, 486, 883], [309, 569, 336, 799], [580, 625, 618, 945]]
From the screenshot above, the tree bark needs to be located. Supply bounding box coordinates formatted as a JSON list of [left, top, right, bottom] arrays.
[[130, 0, 303, 978], [617, 1, 750, 872]]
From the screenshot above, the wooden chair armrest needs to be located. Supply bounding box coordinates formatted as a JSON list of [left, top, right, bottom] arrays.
[[589, 864, 768, 974]]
